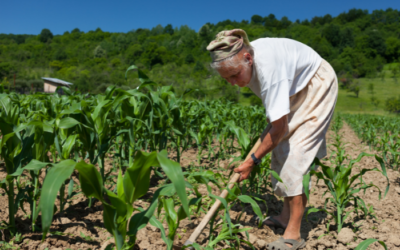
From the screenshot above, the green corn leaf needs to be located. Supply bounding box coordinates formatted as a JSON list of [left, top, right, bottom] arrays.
[[355, 238, 387, 250], [157, 150, 189, 216], [58, 117, 80, 129], [128, 187, 163, 236], [105, 190, 127, 224], [75, 160, 104, 201], [305, 207, 325, 221], [117, 169, 125, 201], [209, 194, 232, 236], [163, 198, 178, 239], [40, 160, 77, 239], [10, 159, 49, 176], [374, 155, 390, 197], [270, 169, 284, 183], [103, 203, 124, 250], [124, 151, 158, 204], [61, 134, 78, 159], [125, 65, 138, 80], [67, 178, 74, 198], [237, 195, 264, 223], [149, 215, 173, 250]]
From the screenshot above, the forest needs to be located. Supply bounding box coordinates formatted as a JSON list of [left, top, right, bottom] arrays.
[[0, 8, 400, 106]]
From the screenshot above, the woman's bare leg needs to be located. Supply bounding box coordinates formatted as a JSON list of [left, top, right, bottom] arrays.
[[264, 197, 290, 227], [265, 194, 307, 247]]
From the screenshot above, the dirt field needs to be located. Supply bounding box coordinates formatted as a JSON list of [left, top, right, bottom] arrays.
[[0, 122, 399, 250]]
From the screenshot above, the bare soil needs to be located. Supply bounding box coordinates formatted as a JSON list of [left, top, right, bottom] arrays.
[[1, 123, 399, 249]]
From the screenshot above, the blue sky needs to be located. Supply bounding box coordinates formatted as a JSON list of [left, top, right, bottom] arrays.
[[1, 0, 399, 35]]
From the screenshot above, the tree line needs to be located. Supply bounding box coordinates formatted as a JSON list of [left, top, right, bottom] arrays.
[[0, 8, 400, 108]]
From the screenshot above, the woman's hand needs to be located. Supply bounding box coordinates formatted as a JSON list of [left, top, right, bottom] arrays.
[[233, 159, 254, 182]]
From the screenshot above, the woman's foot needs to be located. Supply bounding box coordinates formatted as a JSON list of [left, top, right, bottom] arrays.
[[267, 237, 306, 249]]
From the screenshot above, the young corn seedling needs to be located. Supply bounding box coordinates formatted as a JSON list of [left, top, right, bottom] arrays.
[[303, 154, 390, 233]]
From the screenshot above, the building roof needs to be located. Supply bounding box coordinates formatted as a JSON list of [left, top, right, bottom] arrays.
[[42, 77, 73, 86]]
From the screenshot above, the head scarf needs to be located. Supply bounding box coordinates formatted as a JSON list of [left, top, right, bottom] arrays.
[[206, 29, 250, 62]]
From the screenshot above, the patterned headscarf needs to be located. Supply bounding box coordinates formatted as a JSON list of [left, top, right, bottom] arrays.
[[206, 29, 250, 62]]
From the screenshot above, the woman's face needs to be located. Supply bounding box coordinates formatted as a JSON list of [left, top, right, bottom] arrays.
[[217, 52, 253, 87]]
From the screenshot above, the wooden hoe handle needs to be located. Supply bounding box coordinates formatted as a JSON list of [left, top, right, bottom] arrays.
[[183, 138, 262, 248]]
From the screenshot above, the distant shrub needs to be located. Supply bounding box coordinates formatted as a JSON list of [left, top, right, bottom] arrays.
[[15, 79, 28, 88], [385, 96, 400, 114]]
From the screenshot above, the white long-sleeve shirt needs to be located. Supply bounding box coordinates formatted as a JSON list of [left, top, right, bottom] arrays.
[[247, 38, 322, 122]]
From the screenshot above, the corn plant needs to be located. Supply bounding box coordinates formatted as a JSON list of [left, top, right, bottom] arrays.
[[303, 154, 389, 233], [0, 93, 30, 235], [37, 150, 189, 250]]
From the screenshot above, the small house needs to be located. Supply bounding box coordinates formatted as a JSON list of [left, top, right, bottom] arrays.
[[42, 77, 73, 94]]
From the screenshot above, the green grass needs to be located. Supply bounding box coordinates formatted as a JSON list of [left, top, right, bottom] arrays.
[[240, 70, 400, 117], [336, 74, 399, 115]]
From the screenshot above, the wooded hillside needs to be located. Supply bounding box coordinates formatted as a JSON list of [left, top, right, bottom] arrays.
[[1, 8, 400, 100]]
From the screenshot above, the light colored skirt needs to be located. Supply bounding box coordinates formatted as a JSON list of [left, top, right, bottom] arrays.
[[271, 59, 338, 197]]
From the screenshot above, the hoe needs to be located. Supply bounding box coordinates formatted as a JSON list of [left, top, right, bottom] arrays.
[[173, 138, 262, 250]]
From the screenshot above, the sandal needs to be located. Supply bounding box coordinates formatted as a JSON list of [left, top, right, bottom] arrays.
[[256, 216, 287, 229], [267, 237, 306, 250]]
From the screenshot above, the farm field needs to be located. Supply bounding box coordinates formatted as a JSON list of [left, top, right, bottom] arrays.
[[0, 69, 400, 250], [239, 71, 400, 116]]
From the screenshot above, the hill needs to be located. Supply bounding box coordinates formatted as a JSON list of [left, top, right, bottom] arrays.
[[0, 8, 400, 113]]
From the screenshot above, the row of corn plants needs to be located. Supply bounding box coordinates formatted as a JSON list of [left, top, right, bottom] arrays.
[[0, 66, 273, 249], [303, 114, 390, 249], [344, 114, 400, 170]]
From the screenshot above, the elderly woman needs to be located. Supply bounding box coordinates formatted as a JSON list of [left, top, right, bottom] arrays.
[[207, 29, 338, 250]]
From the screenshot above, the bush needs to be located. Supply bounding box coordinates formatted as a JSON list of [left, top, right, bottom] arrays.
[[385, 96, 400, 114], [15, 79, 28, 88]]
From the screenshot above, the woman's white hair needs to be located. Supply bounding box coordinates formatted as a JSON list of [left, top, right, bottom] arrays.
[[210, 44, 254, 70]]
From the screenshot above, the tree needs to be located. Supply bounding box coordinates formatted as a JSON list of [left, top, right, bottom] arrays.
[[280, 16, 292, 29], [125, 44, 143, 64], [391, 64, 399, 84], [193, 61, 206, 73], [151, 24, 164, 36], [348, 79, 361, 98], [0, 62, 15, 79], [198, 24, 211, 40], [94, 45, 106, 58], [251, 15, 263, 25], [339, 27, 355, 49], [366, 29, 386, 56], [264, 14, 277, 28], [141, 43, 168, 68], [368, 82, 380, 108], [71, 28, 82, 39], [341, 73, 361, 97], [39, 28, 53, 43], [185, 54, 195, 64], [322, 24, 341, 47], [164, 24, 174, 35], [301, 19, 310, 26], [385, 37, 400, 61], [385, 96, 400, 114]]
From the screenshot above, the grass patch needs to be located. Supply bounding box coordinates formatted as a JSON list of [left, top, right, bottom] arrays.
[[240, 70, 400, 117], [336, 73, 399, 115]]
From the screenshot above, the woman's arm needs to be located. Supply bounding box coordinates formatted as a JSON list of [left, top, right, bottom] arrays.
[[234, 115, 288, 182]]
